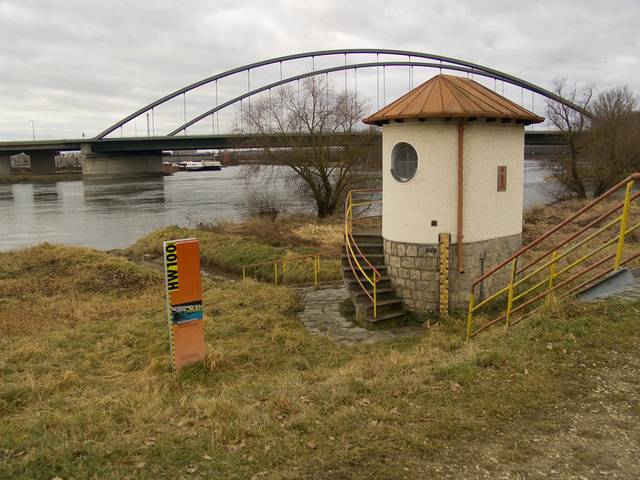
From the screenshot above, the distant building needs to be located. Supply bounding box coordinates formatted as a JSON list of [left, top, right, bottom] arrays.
[[55, 152, 82, 168], [9, 153, 30, 168]]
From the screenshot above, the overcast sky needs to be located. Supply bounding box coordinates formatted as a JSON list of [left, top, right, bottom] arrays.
[[1, 0, 638, 141]]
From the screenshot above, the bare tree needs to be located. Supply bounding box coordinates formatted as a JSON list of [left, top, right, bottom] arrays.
[[545, 78, 593, 199], [242, 76, 378, 217], [587, 86, 640, 195]]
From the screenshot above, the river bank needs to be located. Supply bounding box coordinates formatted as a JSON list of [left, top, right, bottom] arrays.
[[1, 211, 640, 478], [0, 160, 553, 252]]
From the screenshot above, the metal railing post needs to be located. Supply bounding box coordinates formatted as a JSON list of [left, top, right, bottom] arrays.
[[466, 289, 475, 340], [373, 279, 377, 319], [505, 258, 518, 330], [282, 261, 286, 283], [274, 262, 278, 284], [614, 180, 634, 270], [548, 249, 558, 288]]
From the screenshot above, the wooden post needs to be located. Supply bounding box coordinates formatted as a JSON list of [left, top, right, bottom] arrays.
[[439, 233, 451, 317]]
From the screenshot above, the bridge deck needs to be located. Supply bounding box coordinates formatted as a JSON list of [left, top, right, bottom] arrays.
[[0, 131, 565, 155]]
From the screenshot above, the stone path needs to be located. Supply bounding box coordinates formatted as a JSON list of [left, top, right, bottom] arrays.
[[295, 283, 422, 345]]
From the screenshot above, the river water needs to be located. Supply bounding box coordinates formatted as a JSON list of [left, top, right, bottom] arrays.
[[0, 160, 551, 252]]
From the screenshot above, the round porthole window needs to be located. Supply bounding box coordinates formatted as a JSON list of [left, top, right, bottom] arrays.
[[391, 142, 418, 182]]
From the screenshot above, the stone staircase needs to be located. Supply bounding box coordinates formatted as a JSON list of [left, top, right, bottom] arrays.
[[342, 229, 407, 323]]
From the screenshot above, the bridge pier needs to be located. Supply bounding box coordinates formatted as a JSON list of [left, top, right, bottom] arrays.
[[81, 145, 163, 178], [0, 154, 10, 175], [30, 151, 58, 175]]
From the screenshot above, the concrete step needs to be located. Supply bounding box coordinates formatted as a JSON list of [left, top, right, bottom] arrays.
[[365, 309, 408, 323], [350, 230, 383, 244], [352, 242, 384, 248], [343, 243, 384, 255], [355, 299, 406, 322], [356, 298, 404, 317], [344, 275, 391, 287], [353, 287, 397, 300], [351, 227, 382, 237], [358, 297, 403, 309], [348, 277, 393, 292], [342, 265, 386, 275], [342, 257, 387, 274], [342, 253, 385, 261], [351, 234, 383, 241], [342, 262, 387, 274], [341, 233, 407, 325]]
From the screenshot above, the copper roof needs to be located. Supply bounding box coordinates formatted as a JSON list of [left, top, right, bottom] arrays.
[[363, 74, 544, 125]]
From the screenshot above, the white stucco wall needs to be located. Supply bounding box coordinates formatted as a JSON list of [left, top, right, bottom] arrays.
[[382, 120, 524, 244]]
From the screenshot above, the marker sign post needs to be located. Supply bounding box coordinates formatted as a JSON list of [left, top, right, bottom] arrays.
[[163, 238, 206, 371]]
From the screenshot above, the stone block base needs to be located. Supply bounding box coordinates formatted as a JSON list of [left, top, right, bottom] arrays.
[[384, 234, 522, 313], [81, 152, 163, 178], [0, 155, 10, 175], [30, 151, 57, 174]]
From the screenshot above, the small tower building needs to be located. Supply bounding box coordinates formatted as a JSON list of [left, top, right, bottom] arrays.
[[363, 74, 544, 312]]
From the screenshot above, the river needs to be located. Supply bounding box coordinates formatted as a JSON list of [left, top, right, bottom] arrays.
[[0, 159, 552, 252]]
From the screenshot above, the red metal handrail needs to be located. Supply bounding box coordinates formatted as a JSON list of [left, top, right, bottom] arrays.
[[467, 172, 640, 338], [472, 173, 640, 288]]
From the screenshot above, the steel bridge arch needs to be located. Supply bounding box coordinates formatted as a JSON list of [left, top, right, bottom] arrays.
[[95, 48, 587, 139]]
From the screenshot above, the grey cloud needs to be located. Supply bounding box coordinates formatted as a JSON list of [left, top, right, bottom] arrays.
[[1, 0, 638, 140]]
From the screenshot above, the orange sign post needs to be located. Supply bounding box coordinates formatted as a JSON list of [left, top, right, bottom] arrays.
[[163, 238, 206, 371]]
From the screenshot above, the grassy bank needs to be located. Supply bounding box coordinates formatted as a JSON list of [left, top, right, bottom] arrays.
[[1, 243, 640, 478], [128, 216, 343, 284]]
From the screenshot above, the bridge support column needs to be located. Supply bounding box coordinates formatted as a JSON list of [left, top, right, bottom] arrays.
[[0, 154, 10, 176], [30, 151, 57, 175], [81, 145, 164, 178]]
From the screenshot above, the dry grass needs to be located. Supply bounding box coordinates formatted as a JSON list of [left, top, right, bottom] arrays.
[[291, 222, 343, 249], [127, 225, 341, 284], [0, 243, 160, 336], [2, 244, 640, 478], [523, 197, 640, 248], [195, 215, 343, 250]]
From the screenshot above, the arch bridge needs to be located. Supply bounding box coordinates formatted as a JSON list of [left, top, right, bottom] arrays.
[[0, 49, 578, 177]]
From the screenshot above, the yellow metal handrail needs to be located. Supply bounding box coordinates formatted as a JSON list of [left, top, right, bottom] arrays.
[[467, 173, 640, 339], [242, 250, 340, 286], [344, 188, 382, 318]]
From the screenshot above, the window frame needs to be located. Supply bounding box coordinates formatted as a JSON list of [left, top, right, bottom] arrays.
[[390, 142, 419, 183], [497, 165, 508, 192]]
